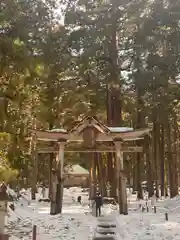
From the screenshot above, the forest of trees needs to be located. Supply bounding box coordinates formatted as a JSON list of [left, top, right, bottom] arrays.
[[0, 0, 179, 199]]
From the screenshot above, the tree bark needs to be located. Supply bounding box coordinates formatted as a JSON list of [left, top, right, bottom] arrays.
[[98, 154, 107, 197], [153, 121, 160, 198], [145, 137, 154, 198], [166, 119, 178, 197], [31, 135, 37, 200], [105, 0, 122, 200], [92, 154, 97, 197], [160, 124, 165, 197], [132, 153, 137, 192], [172, 115, 178, 194], [48, 153, 53, 200], [136, 151, 143, 199]]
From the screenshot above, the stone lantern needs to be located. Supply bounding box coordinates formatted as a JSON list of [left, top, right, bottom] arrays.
[[0, 186, 11, 240]]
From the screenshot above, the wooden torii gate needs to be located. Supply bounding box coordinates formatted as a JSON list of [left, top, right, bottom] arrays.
[[29, 116, 151, 215]]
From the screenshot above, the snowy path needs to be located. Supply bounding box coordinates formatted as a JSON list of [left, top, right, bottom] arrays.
[[7, 202, 97, 240]]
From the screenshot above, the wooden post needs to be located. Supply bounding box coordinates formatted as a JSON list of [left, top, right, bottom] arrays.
[[0, 234, 9, 240], [32, 225, 37, 240], [50, 141, 65, 215], [56, 141, 65, 214], [154, 206, 156, 213], [50, 168, 57, 215], [114, 141, 128, 215]]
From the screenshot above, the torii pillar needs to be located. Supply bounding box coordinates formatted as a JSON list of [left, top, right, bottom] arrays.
[[50, 140, 66, 215], [114, 139, 128, 215]]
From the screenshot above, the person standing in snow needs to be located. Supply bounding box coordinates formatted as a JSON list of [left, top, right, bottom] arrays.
[[94, 192, 103, 217], [42, 184, 46, 198], [15, 186, 20, 200], [77, 195, 82, 204]]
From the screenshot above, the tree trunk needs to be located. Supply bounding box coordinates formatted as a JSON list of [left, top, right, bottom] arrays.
[[136, 93, 144, 199], [173, 115, 178, 194], [106, 85, 118, 198], [136, 151, 143, 199], [153, 121, 160, 198], [96, 153, 102, 195], [160, 124, 165, 197], [48, 153, 53, 200], [88, 153, 96, 200], [105, 0, 122, 200], [132, 153, 137, 192], [31, 135, 37, 200], [145, 137, 154, 198], [98, 154, 107, 197], [92, 154, 97, 198], [89, 157, 93, 200], [166, 119, 178, 197], [107, 153, 115, 196]]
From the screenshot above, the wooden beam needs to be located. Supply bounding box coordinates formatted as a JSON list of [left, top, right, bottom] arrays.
[[34, 146, 143, 153]]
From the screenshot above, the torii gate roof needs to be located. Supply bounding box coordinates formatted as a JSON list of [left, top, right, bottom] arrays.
[[30, 116, 151, 143]]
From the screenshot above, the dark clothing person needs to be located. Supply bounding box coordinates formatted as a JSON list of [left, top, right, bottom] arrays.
[[94, 194, 103, 217], [9, 203, 15, 211], [96, 204, 101, 217], [15, 187, 20, 200], [42, 186, 46, 198], [77, 196, 82, 204]]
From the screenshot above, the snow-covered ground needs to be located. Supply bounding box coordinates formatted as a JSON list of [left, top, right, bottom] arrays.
[[5, 187, 180, 240], [6, 187, 98, 240]]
